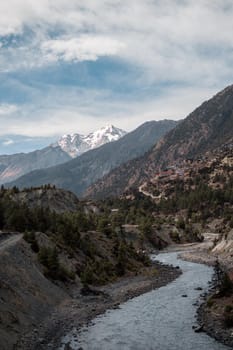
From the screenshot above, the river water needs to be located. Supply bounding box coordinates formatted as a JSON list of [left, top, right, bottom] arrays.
[[60, 252, 230, 350]]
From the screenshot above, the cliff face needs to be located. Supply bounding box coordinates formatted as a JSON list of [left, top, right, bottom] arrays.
[[86, 85, 233, 199]]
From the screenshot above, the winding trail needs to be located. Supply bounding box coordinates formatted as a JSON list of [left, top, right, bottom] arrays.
[[138, 183, 157, 199], [0, 233, 22, 252]]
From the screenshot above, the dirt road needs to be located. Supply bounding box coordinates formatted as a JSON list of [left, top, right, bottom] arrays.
[[0, 233, 23, 252]]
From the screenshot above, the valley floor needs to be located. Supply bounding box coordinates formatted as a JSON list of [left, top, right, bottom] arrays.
[[3, 231, 232, 349]]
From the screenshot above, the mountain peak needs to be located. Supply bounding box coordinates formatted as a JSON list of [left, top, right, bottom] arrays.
[[56, 125, 127, 158], [100, 124, 122, 133], [101, 124, 115, 130]]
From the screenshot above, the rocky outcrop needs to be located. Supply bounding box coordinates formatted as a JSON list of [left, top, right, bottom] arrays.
[[212, 229, 233, 268]]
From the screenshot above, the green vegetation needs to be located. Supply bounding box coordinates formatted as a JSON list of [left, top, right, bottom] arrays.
[[81, 259, 115, 285], [224, 305, 233, 313], [157, 177, 233, 220], [219, 273, 233, 297], [1, 168, 232, 287], [23, 231, 39, 252], [0, 186, 154, 286], [224, 306, 233, 328], [38, 246, 75, 281], [206, 297, 215, 308]]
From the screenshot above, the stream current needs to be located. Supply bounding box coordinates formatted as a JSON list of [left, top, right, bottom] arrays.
[[60, 252, 230, 350]]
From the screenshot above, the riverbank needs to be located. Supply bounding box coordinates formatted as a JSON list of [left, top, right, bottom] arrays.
[[197, 296, 233, 348], [196, 263, 233, 348], [18, 260, 181, 350], [178, 243, 233, 348]]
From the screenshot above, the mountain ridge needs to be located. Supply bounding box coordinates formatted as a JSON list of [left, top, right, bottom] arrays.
[[0, 146, 71, 185], [0, 124, 126, 184]]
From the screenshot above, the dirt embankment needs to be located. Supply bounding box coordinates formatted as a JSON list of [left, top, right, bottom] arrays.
[[197, 296, 233, 348], [0, 233, 69, 350]]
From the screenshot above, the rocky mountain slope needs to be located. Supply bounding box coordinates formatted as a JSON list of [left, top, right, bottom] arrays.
[[56, 125, 126, 158], [0, 146, 71, 185], [86, 84, 233, 199], [140, 143, 233, 202], [6, 120, 178, 196]]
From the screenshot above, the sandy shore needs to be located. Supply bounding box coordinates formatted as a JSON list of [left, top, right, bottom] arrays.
[[179, 250, 217, 266], [18, 260, 181, 350]]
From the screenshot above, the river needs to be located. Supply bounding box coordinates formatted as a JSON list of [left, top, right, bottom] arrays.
[[60, 252, 230, 350]]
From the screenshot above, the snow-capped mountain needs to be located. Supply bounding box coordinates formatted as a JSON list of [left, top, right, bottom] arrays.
[[56, 125, 127, 158], [0, 125, 126, 185], [7, 120, 178, 195]]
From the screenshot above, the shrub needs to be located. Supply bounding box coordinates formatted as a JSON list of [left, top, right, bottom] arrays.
[[58, 265, 75, 281], [80, 264, 95, 285], [38, 246, 75, 281], [177, 217, 185, 230], [224, 312, 233, 328], [225, 305, 233, 313], [219, 273, 233, 297], [207, 297, 215, 308], [23, 231, 39, 253]]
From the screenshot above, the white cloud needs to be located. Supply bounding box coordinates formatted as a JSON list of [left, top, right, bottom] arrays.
[[2, 139, 14, 146], [0, 0, 233, 81], [41, 35, 125, 63], [0, 83, 221, 137], [0, 104, 19, 115], [0, 1, 233, 137]]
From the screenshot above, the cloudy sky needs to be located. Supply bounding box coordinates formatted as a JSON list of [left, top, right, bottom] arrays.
[[0, 0, 233, 153]]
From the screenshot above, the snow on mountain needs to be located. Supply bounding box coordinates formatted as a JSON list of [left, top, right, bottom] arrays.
[[56, 133, 89, 158], [56, 125, 127, 158]]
